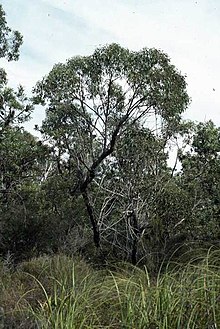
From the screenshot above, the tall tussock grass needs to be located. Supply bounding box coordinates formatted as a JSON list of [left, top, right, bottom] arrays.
[[0, 249, 220, 328]]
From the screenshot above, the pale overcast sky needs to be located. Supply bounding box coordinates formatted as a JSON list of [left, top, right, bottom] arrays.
[[1, 0, 220, 132]]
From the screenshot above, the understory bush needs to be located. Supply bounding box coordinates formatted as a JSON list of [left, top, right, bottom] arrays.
[[0, 249, 220, 328]]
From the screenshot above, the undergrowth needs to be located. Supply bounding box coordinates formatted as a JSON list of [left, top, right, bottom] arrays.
[[0, 249, 220, 328]]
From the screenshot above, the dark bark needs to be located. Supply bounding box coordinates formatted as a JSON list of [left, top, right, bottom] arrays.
[[77, 116, 129, 249], [71, 104, 145, 250], [130, 210, 139, 265], [82, 190, 100, 249], [79, 112, 130, 193]]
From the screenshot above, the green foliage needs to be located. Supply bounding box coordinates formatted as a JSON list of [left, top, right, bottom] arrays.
[[34, 43, 189, 183], [0, 5, 30, 131], [0, 128, 54, 260], [178, 120, 220, 241], [35, 43, 189, 135], [0, 4, 23, 61], [0, 128, 47, 186], [0, 84, 33, 131], [192, 120, 220, 157]]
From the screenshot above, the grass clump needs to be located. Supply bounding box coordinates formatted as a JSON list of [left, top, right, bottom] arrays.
[[0, 250, 220, 328]]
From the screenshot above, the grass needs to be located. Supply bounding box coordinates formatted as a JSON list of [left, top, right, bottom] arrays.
[[0, 249, 220, 328]]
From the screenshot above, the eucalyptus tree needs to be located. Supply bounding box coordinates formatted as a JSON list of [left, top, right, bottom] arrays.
[[34, 43, 189, 251]]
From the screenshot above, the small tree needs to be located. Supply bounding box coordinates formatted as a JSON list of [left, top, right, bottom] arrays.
[[34, 43, 189, 252]]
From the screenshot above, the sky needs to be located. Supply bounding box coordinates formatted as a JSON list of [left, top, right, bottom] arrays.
[[1, 0, 220, 133]]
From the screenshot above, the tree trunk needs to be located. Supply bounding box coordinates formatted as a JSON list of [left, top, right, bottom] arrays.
[[82, 190, 100, 249], [130, 210, 139, 265]]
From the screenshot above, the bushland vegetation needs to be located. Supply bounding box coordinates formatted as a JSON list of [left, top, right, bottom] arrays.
[[1, 5, 220, 327]]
